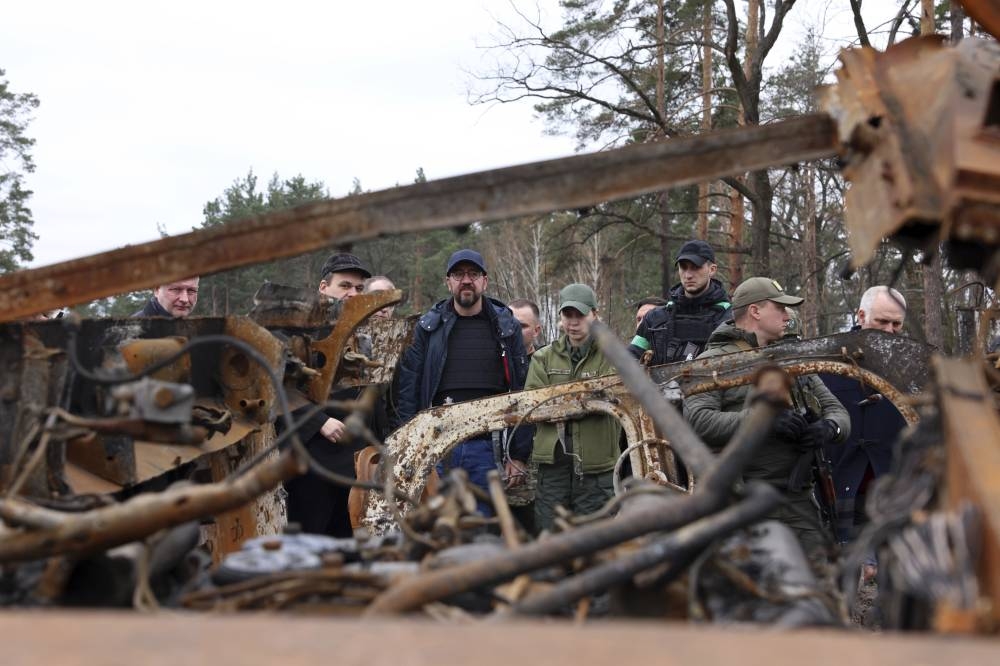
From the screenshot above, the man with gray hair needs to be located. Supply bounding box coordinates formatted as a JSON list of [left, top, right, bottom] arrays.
[[821, 285, 907, 580]]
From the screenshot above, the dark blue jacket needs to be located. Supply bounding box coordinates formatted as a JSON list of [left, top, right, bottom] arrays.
[[396, 296, 531, 460], [819, 372, 906, 500]]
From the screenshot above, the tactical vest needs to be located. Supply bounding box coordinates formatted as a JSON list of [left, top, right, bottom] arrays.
[[649, 301, 731, 364]]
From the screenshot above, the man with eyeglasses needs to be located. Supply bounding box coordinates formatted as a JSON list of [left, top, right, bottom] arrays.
[[396, 249, 531, 517], [132, 277, 200, 318]]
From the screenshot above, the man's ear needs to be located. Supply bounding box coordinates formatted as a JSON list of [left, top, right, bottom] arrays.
[[857, 308, 866, 326], [707, 263, 718, 278]]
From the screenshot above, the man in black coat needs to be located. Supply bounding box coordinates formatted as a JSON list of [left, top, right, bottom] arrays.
[[132, 277, 200, 318], [820, 286, 907, 575], [284, 253, 374, 537], [628, 240, 732, 365]]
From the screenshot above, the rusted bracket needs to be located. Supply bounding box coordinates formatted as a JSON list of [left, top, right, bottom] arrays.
[[936, 355, 1000, 628], [306, 290, 401, 403], [652, 329, 932, 423], [219, 317, 286, 423]]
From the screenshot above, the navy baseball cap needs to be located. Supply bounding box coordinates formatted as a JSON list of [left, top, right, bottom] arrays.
[[446, 249, 487, 275], [675, 240, 716, 266]]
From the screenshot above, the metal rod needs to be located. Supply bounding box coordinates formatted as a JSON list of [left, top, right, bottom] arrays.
[[0, 114, 837, 321], [508, 482, 781, 616], [591, 321, 715, 477]]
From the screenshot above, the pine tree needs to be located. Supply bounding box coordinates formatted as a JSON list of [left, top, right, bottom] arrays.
[[0, 68, 40, 273]]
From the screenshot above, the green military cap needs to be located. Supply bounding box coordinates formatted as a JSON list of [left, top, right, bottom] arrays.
[[559, 283, 598, 315], [731, 277, 805, 309]]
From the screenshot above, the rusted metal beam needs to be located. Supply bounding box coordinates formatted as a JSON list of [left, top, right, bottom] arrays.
[[0, 114, 837, 321], [3, 612, 1000, 664], [0, 449, 304, 562], [936, 356, 1000, 628]]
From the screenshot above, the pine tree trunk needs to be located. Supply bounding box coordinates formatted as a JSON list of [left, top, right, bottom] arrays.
[[697, 1, 713, 239], [802, 165, 819, 337], [729, 184, 745, 285], [657, 0, 672, 294]]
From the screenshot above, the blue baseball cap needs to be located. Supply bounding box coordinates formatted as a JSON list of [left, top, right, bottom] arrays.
[[446, 249, 487, 275]]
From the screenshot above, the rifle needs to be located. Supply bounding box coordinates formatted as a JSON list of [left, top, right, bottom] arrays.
[[788, 380, 838, 536]]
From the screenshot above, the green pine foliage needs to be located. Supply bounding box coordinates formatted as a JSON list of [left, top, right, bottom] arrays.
[[0, 68, 40, 273]]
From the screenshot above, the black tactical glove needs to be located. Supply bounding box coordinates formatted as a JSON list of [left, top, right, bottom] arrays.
[[772, 409, 809, 441], [801, 419, 840, 449]]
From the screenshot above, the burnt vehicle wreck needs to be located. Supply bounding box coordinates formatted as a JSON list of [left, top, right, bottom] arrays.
[[1, 28, 1000, 661]]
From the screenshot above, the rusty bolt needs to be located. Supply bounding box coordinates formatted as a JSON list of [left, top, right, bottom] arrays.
[[154, 386, 176, 408]]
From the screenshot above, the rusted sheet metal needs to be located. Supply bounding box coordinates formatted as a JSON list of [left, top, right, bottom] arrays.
[[0, 115, 837, 321], [220, 316, 285, 423], [306, 290, 400, 402], [205, 424, 286, 563], [362, 375, 664, 532], [937, 355, 1000, 628], [350, 314, 416, 386], [960, 0, 1000, 39], [819, 37, 1000, 273], [119, 337, 191, 383], [6, 333, 68, 498]]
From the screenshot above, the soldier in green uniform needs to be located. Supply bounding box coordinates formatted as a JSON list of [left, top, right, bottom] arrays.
[[527, 284, 622, 532], [684, 277, 850, 558]]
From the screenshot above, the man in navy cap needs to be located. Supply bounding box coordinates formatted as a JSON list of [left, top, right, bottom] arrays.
[[396, 249, 531, 515], [628, 239, 731, 365]]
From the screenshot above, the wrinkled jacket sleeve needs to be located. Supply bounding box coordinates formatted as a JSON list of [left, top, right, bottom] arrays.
[[808, 374, 851, 445], [506, 325, 530, 391], [683, 388, 747, 451], [292, 406, 329, 444], [524, 352, 548, 391], [395, 326, 428, 427], [628, 315, 652, 360], [505, 328, 533, 461]]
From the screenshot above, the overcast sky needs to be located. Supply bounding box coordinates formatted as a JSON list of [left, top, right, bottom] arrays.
[[3, 1, 896, 268]]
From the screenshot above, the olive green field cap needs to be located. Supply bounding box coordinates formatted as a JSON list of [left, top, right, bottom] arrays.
[[731, 277, 805, 309], [559, 283, 598, 315]]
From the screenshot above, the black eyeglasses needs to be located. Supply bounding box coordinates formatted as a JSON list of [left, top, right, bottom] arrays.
[[448, 270, 484, 281]]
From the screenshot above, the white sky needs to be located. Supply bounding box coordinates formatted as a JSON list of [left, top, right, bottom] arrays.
[[3, 1, 901, 268]]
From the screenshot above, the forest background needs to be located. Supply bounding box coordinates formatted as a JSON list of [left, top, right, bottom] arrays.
[[3, 1, 995, 353]]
